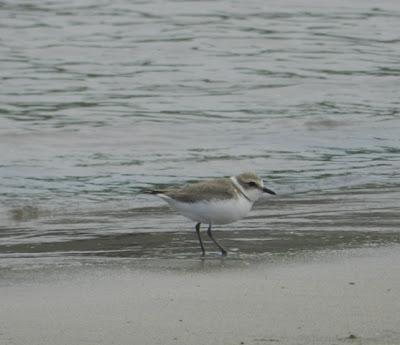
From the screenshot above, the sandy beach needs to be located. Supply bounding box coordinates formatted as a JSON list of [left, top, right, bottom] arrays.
[[1, 246, 399, 345]]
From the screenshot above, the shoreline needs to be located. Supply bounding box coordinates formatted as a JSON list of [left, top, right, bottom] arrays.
[[1, 245, 400, 345]]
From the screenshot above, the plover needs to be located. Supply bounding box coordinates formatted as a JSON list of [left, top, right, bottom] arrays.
[[149, 172, 276, 256]]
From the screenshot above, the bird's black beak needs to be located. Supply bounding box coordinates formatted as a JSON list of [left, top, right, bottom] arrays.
[[262, 187, 276, 195]]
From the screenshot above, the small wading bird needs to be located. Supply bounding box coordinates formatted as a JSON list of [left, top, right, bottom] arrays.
[[148, 172, 276, 256]]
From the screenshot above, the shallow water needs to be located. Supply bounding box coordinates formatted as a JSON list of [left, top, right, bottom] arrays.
[[1, 0, 400, 267]]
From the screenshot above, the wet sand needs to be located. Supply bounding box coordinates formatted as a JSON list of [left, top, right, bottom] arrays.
[[1, 246, 400, 345]]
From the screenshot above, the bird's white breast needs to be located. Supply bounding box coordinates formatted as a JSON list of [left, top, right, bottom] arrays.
[[162, 195, 253, 225]]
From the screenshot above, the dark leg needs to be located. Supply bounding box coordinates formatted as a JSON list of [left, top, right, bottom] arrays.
[[195, 223, 205, 256], [207, 224, 227, 256]]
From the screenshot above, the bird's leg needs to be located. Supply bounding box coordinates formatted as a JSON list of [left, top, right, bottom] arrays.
[[207, 224, 227, 256], [195, 222, 205, 256]]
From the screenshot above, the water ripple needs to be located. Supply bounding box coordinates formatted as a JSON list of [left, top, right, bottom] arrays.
[[1, 0, 400, 263]]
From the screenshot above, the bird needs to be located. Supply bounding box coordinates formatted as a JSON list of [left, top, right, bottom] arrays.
[[148, 172, 276, 256]]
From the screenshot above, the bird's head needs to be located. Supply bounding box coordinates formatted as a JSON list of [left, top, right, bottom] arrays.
[[235, 172, 276, 202]]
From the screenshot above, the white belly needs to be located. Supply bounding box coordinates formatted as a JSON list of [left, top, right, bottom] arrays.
[[163, 196, 253, 225]]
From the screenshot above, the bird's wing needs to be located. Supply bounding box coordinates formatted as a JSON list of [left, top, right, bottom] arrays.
[[164, 178, 237, 203]]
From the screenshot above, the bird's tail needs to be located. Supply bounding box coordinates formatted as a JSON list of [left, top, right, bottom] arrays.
[[143, 189, 167, 195]]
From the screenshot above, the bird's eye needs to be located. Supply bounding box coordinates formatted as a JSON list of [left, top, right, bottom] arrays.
[[248, 181, 257, 187]]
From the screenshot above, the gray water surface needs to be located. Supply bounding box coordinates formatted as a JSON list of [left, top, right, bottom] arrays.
[[1, 0, 400, 267]]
